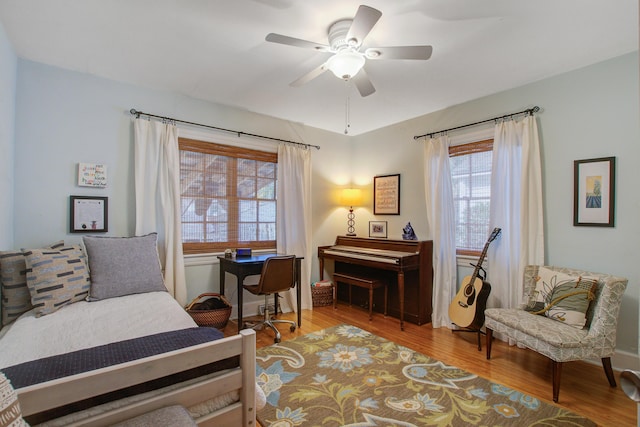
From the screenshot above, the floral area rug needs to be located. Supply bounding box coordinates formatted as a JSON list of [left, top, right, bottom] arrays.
[[255, 324, 595, 427]]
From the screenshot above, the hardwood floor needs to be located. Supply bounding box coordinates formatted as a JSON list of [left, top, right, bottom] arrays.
[[224, 303, 636, 427]]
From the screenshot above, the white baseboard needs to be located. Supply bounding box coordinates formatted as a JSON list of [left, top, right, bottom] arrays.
[[607, 349, 639, 372], [580, 349, 639, 372]]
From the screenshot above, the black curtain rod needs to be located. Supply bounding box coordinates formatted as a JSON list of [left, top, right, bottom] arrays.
[[129, 109, 320, 150], [413, 106, 540, 140]]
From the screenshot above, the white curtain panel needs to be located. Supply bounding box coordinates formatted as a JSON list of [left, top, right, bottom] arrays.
[[133, 118, 187, 305], [487, 115, 544, 310], [276, 143, 313, 312], [423, 136, 458, 328]]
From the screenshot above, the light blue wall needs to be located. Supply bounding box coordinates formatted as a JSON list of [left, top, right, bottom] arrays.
[[12, 60, 342, 247], [7, 51, 639, 360], [0, 20, 15, 249], [11, 59, 347, 310], [349, 53, 640, 356]]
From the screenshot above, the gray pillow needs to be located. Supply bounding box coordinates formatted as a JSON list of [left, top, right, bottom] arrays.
[[83, 233, 167, 301]]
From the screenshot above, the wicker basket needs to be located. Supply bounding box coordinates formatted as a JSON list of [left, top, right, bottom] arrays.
[[185, 293, 232, 329], [312, 284, 334, 307]]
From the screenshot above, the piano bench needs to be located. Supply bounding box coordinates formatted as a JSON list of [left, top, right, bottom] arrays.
[[332, 273, 388, 321]]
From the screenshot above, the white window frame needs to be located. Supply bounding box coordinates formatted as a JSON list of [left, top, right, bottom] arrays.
[[177, 127, 278, 257], [449, 127, 494, 259]]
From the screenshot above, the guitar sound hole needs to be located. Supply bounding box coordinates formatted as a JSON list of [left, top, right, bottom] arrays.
[[463, 286, 474, 297]]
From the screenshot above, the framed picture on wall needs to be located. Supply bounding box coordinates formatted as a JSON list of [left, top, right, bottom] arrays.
[[573, 157, 615, 227], [70, 196, 108, 233], [77, 163, 108, 187], [373, 174, 400, 215]]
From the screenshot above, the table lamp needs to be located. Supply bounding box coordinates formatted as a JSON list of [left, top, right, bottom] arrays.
[[341, 188, 362, 236]]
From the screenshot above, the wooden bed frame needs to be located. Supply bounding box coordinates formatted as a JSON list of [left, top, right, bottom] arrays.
[[15, 329, 256, 427]]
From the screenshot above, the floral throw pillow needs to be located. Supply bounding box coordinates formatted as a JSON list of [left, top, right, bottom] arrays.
[[525, 266, 597, 329]]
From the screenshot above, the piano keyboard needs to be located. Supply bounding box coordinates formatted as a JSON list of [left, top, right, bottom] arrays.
[[323, 245, 417, 265]]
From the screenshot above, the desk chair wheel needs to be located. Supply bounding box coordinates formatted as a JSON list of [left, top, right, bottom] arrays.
[[290, 325, 296, 332]]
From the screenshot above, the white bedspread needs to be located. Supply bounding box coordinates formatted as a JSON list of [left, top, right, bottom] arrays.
[[0, 291, 197, 369]]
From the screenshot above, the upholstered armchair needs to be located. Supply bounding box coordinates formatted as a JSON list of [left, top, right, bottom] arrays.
[[484, 265, 627, 402]]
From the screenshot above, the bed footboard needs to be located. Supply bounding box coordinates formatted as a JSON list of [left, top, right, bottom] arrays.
[[16, 329, 256, 427]]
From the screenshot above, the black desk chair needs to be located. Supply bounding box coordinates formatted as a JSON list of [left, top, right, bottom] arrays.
[[242, 255, 297, 343]]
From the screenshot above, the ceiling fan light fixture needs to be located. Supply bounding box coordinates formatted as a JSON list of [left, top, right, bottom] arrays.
[[326, 50, 365, 80]]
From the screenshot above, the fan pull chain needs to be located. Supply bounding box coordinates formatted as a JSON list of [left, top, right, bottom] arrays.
[[344, 80, 351, 134]]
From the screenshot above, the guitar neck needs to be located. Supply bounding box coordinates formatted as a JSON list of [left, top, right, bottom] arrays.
[[470, 231, 498, 281], [470, 246, 489, 281]]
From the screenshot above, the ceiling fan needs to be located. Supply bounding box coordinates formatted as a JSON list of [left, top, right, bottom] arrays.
[[265, 5, 433, 97]]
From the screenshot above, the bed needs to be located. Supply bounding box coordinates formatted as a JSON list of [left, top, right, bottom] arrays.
[[0, 234, 257, 426]]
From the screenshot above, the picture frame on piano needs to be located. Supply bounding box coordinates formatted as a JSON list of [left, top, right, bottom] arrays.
[[373, 174, 400, 215], [369, 221, 388, 238]]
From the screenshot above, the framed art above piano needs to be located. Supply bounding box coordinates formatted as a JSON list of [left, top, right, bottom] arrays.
[[373, 174, 400, 215]]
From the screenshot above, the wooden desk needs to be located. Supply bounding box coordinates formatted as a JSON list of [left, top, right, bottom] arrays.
[[218, 254, 303, 333]]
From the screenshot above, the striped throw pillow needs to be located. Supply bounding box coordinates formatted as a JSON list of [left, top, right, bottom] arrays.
[[23, 245, 91, 317], [0, 241, 64, 325]]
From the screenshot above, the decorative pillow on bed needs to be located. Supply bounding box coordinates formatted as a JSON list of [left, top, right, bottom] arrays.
[[83, 233, 166, 301], [23, 245, 91, 317], [0, 372, 28, 427], [524, 266, 597, 329], [0, 241, 64, 325]]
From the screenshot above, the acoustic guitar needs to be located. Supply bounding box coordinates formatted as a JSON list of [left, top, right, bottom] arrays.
[[448, 227, 501, 330]]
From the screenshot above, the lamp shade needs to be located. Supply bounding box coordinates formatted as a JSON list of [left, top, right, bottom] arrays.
[[326, 50, 365, 80], [341, 188, 363, 207]]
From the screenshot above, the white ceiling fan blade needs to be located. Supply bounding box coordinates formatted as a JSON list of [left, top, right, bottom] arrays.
[[265, 33, 331, 52], [352, 68, 376, 97], [345, 5, 382, 47], [365, 45, 433, 60], [290, 62, 329, 87]]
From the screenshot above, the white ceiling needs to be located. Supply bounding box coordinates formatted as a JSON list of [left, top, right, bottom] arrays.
[[0, 0, 637, 136]]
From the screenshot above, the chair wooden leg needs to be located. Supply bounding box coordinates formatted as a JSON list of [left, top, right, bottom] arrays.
[[602, 357, 617, 387], [485, 328, 493, 359], [552, 360, 563, 403]]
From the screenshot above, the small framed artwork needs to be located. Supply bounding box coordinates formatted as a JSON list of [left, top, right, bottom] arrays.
[[373, 173, 400, 215], [573, 157, 615, 227], [369, 221, 388, 238], [70, 196, 108, 233], [78, 163, 107, 187]]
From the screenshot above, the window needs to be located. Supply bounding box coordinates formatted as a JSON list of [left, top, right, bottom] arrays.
[[179, 138, 277, 254], [450, 139, 493, 256]]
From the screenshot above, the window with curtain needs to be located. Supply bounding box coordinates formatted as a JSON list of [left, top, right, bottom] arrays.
[[178, 137, 277, 254], [450, 139, 493, 256]]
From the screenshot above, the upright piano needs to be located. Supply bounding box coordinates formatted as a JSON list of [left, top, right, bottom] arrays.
[[318, 236, 433, 329]]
